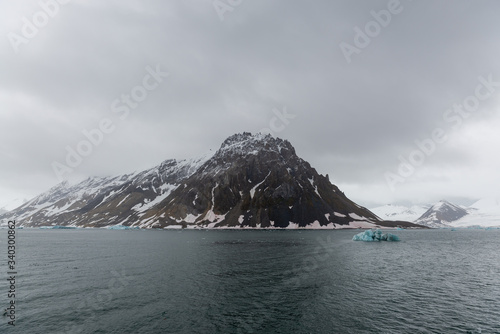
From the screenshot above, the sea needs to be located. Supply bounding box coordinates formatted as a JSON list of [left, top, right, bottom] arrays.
[[1, 228, 499, 334]]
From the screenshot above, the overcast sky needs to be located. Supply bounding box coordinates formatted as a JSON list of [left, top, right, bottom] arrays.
[[1, 0, 500, 210]]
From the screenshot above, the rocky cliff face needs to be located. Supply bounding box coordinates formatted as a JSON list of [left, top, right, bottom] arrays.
[[140, 133, 379, 228], [1, 133, 422, 229]]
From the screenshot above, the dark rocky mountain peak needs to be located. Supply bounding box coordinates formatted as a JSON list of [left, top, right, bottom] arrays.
[[1, 132, 425, 229], [416, 200, 468, 227]]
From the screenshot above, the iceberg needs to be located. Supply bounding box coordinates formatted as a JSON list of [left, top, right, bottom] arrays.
[[107, 225, 140, 230], [352, 229, 400, 242]]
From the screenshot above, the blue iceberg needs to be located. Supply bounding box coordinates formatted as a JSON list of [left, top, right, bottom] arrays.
[[352, 229, 400, 242], [107, 225, 140, 230]]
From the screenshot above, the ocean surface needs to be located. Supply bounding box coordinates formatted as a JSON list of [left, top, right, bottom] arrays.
[[1, 228, 499, 334]]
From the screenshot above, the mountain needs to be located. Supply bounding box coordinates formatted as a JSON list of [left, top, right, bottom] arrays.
[[0, 154, 211, 228], [376, 198, 500, 228], [415, 200, 468, 227], [450, 198, 500, 228], [1, 133, 425, 229], [371, 204, 428, 222]]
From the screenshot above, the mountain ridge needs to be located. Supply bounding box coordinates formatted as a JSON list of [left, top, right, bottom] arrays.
[[1, 133, 425, 229], [415, 200, 468, 227], [371, 199, 500, 228]]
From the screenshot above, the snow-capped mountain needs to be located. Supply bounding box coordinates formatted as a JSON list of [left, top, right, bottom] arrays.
[[415, 200, 468, 227], [371, 204, 428, 222], [450, 198, 500, 228], [0, 155, 212, 228], [1, 133, 425, 229], [375, 198, 500, 228]]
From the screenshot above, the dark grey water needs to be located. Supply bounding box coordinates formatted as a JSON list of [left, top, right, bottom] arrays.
[[1, 228, 499, 334]]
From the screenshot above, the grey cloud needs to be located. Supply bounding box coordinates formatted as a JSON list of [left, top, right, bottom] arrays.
[[1, 0, 500, 209]]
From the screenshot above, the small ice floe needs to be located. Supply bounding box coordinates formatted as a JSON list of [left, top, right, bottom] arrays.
[[352, 229, 400, 242]]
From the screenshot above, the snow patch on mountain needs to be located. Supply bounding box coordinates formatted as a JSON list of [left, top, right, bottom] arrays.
[[250, 171, 271, 198], [132, 184, 177, 213]]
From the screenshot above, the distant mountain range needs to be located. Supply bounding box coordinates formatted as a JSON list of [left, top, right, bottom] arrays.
[[370, 204, 428, 222], [371, 199, 500, 228], [0, 133, 425, 229], [415, 201, 468, 227]]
